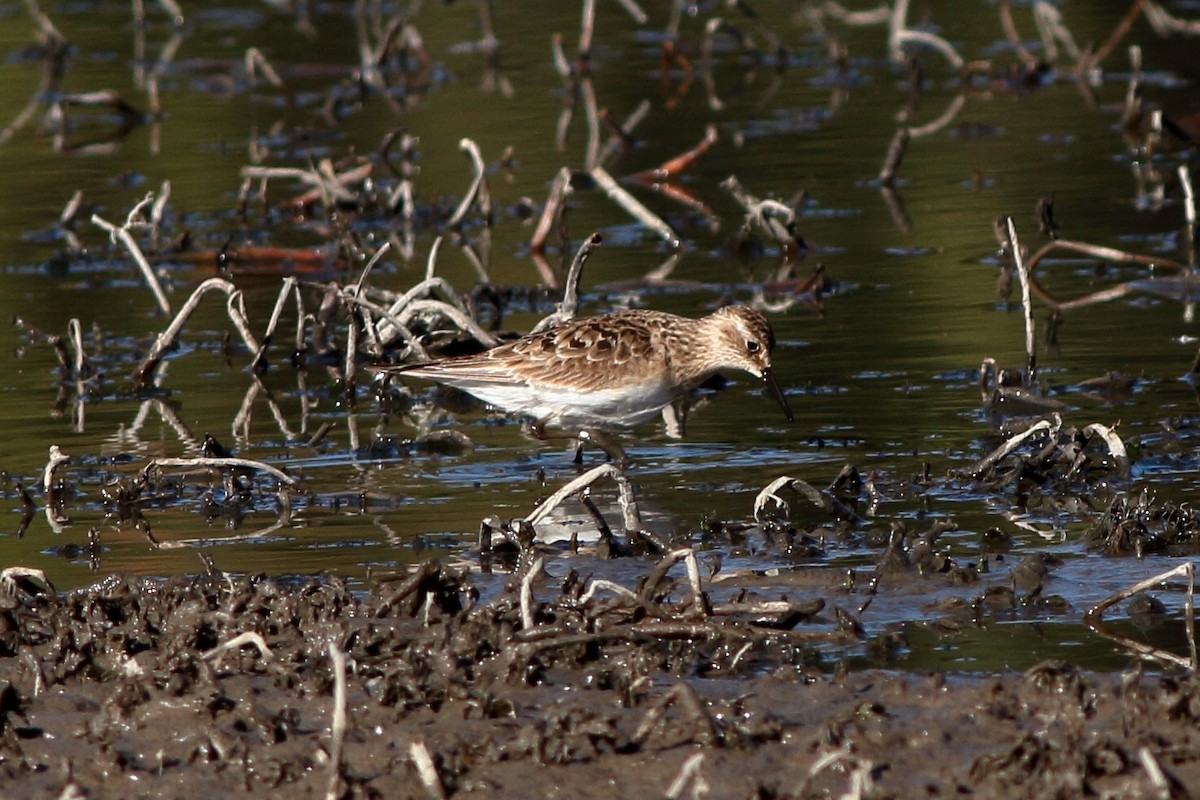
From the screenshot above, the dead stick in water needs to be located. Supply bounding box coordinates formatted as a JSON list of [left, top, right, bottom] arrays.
[[92, 209, 170, 316], [1002, 217, 1037, 383]]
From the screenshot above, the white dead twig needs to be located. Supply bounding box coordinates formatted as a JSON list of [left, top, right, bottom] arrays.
[[526, 463, 642, 532], [446, 137, 492, 229], [93, 203, 170, 315], [520, 555, 544, 630], [408, 739, 446, 800], [134, 277, 259, 382], [888, 0, 964, 69], [590, 165, 678, 245], [143, 456, 296, 485], [42, 445, 71, 494], [966, 417, 1058, 478], [1084, 560, 1196, 671], [753, 476, 828, 521], [202, 631, 274, 662], [325, 643, 347, 800], [665, 752, 709, 800]]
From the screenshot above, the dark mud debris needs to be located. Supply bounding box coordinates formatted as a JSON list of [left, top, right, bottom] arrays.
[[1, 569, 1200, 798]]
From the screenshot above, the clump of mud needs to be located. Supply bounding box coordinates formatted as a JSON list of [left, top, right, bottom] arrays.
[[2, 567, 1200, 798]]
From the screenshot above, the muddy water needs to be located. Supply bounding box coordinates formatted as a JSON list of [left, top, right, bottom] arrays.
[[1, 3, 1199, 674]]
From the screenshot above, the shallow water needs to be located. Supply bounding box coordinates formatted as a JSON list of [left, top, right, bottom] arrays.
[[2, 1, 1199, 672]]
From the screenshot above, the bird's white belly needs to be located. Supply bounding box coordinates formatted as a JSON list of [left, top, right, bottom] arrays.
[[466, 382, 677, 429]]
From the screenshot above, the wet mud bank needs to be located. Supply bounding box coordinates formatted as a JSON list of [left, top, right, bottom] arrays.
[[1, 568, 1198, 799]]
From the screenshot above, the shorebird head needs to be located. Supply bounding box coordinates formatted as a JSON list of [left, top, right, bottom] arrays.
[[706, 306, 794, 422]]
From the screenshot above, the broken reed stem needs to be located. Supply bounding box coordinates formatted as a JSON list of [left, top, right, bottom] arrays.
[[446, 138, 491, 229], [244, 46, 283, 87], [1081, 422, 1131, 478], [134, 278, 258, 383], [1003, 217, 1037, 383], [325, 643, 347, 800], [753, 475, 827, 521], [67, 318, 85, 375], [559, 232, 598, 318], [92, 212, 170, 316], [353, 239, 392, 292]]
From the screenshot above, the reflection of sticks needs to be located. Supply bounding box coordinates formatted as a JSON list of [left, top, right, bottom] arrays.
[[878, 127, 909, 185], [597, 99, 650, 167], [1084, 560, 1195, 671], [997, 0, 1037, 69], [142, 455, 296, 485], [879, 185, 913, 233], [907, 92, 965, 138]]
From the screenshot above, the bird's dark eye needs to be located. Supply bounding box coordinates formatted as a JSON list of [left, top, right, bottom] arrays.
[[746, 340, 761, 354]]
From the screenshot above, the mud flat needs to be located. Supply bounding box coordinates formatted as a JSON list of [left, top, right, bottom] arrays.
[[1, 567, 1196, 799]]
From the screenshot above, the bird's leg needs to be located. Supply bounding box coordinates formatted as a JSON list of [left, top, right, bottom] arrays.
[[526, 420, 628, 469], [526, 419, 588, 464], [577, 429, 628, 470]]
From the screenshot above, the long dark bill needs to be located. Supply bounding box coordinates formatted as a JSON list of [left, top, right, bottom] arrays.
[[762, 369, 794, 422]]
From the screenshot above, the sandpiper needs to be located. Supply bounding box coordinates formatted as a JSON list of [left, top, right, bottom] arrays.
[[384, 305, 793, 431]]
